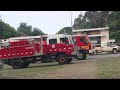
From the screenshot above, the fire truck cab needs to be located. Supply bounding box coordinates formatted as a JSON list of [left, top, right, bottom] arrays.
[[0, 34, 76, 69], [73, 35, 91, 60], [39, 34, 75, 63]]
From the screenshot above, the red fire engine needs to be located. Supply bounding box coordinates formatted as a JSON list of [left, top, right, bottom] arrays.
[[73, 35, 91, 60], [0, 34, 91, 69], [0, 34, 76, 69]]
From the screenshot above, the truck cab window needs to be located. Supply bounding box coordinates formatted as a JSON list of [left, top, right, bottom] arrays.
[[69, 37, 74, 45], [73, 38, 76, 44], [80, 37, 88, 44], [60, 38, 69, 44], [43, 37, 47, 41], [49, 39, 57, 44]]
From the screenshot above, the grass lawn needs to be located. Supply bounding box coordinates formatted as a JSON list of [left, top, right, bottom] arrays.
[[0, 61, 63, 79], [1, 56, 120, 79], [96, 56, 120, 79]]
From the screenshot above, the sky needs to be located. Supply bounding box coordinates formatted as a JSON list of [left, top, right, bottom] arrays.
[[0, 11, 85, 35]]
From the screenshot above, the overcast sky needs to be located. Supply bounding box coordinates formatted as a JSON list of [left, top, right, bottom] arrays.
[[0, 11, 85, 35]]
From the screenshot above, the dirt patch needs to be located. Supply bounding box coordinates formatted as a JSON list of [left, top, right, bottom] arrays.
[[35, 60, 97, 79]]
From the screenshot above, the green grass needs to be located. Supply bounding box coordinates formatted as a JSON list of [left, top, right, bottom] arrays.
[[96, 56, 120, 79], [0, 61, 63, 79], [1, 56, 120, 79]]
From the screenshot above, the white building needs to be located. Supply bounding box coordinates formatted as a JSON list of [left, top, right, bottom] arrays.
[[73, 27, 115, 47]]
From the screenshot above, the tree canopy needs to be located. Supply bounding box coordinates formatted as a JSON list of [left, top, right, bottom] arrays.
[[0, 20, 45, 39], [57, 27, 72, 35], [17, 22, 32, 36], [73, 11, 111, 29], [0, 20, 18, 39], [57, 11, 120, 42], [32, 27, 44, 36], [17, 22, 45, 36]]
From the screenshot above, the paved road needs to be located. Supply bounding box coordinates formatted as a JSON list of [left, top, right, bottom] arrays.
[[87, 52, 120, 60]]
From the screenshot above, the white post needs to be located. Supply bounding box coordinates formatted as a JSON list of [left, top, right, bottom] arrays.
[[40, 35, 43, 54], [70, 11, 73, 35]]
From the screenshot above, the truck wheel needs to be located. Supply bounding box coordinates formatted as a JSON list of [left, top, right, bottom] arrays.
[[41, 59, 49, 63], [94, 50, 98, 55], [57, 54, 68, 65], [76, 53, 86, 60], [112, 49, 118, 54], [12, 59, 23, 69], [23, 63, 29, 68], [67, 58, 72, 64]]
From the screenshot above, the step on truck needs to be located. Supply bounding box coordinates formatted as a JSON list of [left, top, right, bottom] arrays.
[[0, 34, 77, 69]]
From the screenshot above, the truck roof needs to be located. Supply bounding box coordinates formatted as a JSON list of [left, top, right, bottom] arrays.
[[9, 34, 72, 41], [9, 36, 43, 40]]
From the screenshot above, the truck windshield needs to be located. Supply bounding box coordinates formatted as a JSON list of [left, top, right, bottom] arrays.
[[80, 37, 88, 44], [49, 39, 57, 44], [71, 37, 75, 45]]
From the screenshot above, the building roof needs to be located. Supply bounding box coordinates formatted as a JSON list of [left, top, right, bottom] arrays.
[[73, 27, 109, 32], [88, 34, 108, 37]]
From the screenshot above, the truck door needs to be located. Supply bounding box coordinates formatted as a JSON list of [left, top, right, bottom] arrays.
[[59, 37, 69, 51], [102, 43, 112, 51], [79, 36, 89, 50], [47, 39, 57, 54]]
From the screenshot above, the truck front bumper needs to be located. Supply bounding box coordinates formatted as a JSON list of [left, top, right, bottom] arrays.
[[71, 51, 77, 56]]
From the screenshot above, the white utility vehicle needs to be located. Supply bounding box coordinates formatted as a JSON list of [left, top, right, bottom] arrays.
[[89, 42, 119, 55]]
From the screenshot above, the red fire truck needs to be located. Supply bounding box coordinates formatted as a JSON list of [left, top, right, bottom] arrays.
[[73, 35, 91, 60], [0, 34, 76, 69], [0, 34, 91, 69]]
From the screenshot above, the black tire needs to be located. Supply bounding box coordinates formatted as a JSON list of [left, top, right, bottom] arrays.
[[67, 58, 72, 64], [112, 49, 118, 54], [57, 54, 68, 65], [41, 59, 49, 63], [94, 50, 98, 55], [76, 52, 86, 60], [91, 52, 94, 55], [12, 59, 23, 69], [23, 63, 29, 68]]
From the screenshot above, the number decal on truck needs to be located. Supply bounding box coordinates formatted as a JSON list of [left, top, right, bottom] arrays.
[[80, 46, 89, 49]]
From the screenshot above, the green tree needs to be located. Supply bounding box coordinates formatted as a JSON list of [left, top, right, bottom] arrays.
[[110, 31, 120, 42], [108, 11, 120, 31], [73, 11, 111, 29], [108, 11, 120, 42], [71, 11, 120, 42], [17, 22, 32, 36], [57, 27, 72, 35], [32, 27, 44, 36], [0, 20, 18, 39]]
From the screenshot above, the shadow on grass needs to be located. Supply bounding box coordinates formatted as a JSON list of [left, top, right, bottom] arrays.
[[29, 62, 75, 69], [2, 62, 75, 71], [28, 63, 60, 68]]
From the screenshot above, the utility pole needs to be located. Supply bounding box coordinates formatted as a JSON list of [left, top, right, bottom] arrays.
[[64, 11, 73, 35], [70, 11, 73, 35]]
